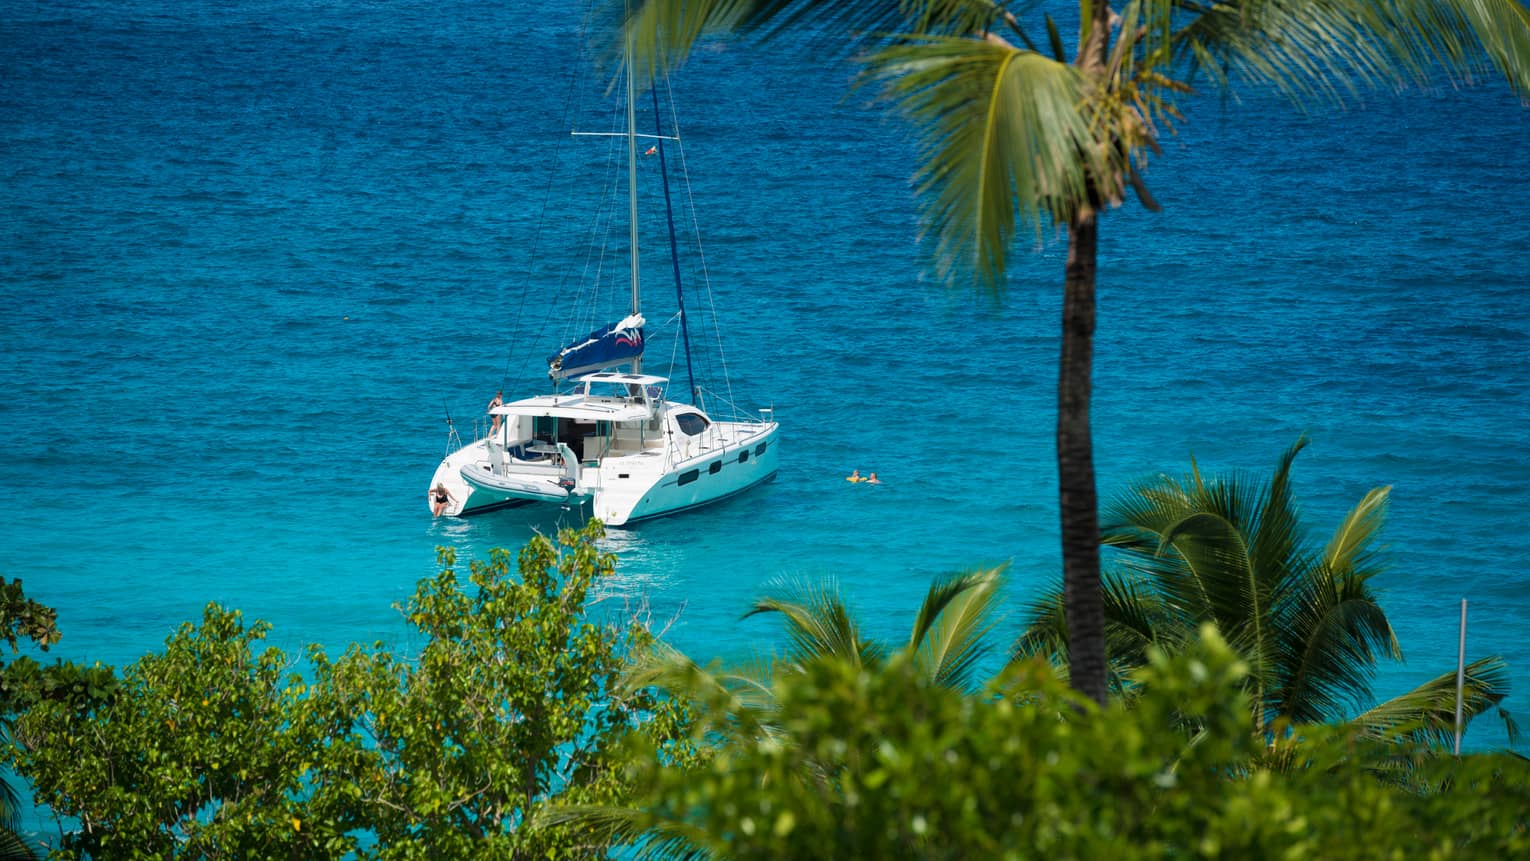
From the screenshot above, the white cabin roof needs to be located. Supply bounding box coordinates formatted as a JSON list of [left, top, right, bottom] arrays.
[[487, 372, 670, 421], [491, 393, 651, 422], [573, 371, 669, 386]]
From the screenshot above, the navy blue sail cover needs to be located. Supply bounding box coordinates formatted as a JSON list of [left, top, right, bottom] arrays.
[[547, 314, 645, 379]]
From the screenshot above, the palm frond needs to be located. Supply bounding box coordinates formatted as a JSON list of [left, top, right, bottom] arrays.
[[622, 640, 776, 738], [1098, 569, 1177, 672], [1012, 583, 1069, 662], [1450, 0, 1530, 96], [1172, 0, 1530, 103], [863, 36, 1103, 288], [0, 831, 35, 861], [1012, 569, 1177, 694], [1322, 485, 1390, 575], [745, 578, 884, 668], [1350, 656, 1521, 748], [534, 801, 712, 860], [1103, 471, 1198, 548], [908, 565, 1006, 690], [619, 0, 1010, 81], [1245, 436, 1307, 591], [0, 772, 20, 836], [1158, 511, 1278, 683], [1273, 566, 1400, 724]]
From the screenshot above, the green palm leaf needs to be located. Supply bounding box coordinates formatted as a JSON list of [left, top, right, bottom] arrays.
[[865, 36, 1103, 286], [622, 640, 777, 739], [1158, 512, 1267, 655], [1271, 486, 1401, 724], [619, 0, 1007, 79], [1322, 485, 1390, 574], [535, 801, 711, 860], [746, 577, 885, 668], [1013, 569, 1174, 693], [908, 565, 1005, 691], [1351, 656, 1521, 748], [0, 832, 35, 861], [1032, 438, 1518, 750], [1273, 566, 1400, 725], [1174, 0, 1530, 101]]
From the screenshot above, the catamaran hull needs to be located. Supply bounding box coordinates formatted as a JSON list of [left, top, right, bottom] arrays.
[[594, 426, 780, 525], [430, 421, 779, 525]]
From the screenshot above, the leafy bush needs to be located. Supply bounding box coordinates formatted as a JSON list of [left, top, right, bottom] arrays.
[[614, 625, 1529, 859], [8, 522, 694, 859]]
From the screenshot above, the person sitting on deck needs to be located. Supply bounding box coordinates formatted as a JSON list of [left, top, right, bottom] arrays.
[[430, 482, 455, 517]]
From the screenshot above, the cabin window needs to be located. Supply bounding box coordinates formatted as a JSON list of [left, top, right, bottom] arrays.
[[709, 461, 722, 475], [738, 450, 749, 463], [754, 441, 768, 456], [676, 413, 709, 436], [677, 469, 699, 486]]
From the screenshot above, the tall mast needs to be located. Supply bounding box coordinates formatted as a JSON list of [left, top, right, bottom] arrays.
[[625, 36, 640, 318], [624, 28, 642, 373]]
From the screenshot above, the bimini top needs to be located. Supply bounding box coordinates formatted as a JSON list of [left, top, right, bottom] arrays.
[[490, 371, 670, 422], [573, 371, 668, 387]]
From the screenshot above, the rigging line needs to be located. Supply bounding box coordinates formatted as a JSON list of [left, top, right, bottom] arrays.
[[550, 33, 631, 378], [575, 81, 629, 344], [651, 71, 697, 405], [572, 131, 680, 140], [568, 122, 622, 345], [669, 331, 683, 398], [665, 74, 741, 416]]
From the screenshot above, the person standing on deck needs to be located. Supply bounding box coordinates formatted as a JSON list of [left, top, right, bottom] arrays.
[[487, 390, 503, 439]]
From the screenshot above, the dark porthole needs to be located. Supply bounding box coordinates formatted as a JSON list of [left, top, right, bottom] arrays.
[[754, 441, 768, 456], [678, 470, 699, 486], [738, 450, 749, 463], [708, 461, 722, 475]]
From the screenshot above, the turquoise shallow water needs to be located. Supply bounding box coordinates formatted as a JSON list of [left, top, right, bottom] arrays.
[[4, 0, 1529, 781]]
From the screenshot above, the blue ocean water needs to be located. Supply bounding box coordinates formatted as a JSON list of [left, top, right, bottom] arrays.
[[3, 0, 1528, 782]]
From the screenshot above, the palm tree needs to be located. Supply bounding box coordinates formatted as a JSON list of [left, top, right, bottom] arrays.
[[613, 1, 1530, 705], [550, 567, 1009, 853], [1015, 437, 1520, 747], [624, 566, 1009, 747]]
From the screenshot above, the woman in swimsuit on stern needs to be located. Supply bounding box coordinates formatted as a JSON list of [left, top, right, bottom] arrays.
[[431, 482, 454, 517]]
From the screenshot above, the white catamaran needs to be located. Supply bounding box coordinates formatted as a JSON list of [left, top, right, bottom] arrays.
[[427, 42, 779, 526]]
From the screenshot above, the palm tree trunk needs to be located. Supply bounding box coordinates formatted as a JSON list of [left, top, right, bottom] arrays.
[[1055, 0, 1113, 708], [1059, 205, 1106, 706]]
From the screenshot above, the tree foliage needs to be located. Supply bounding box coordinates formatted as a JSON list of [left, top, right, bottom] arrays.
[[7, 522, 695, 859], [612, 0, 1530, 711], [617, 0, 1530, 286], [1016, 438, 1520, 748], [610, 625, 1530, 859], [0, 577, 102, 861], [618, 566, 1008, 767]]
